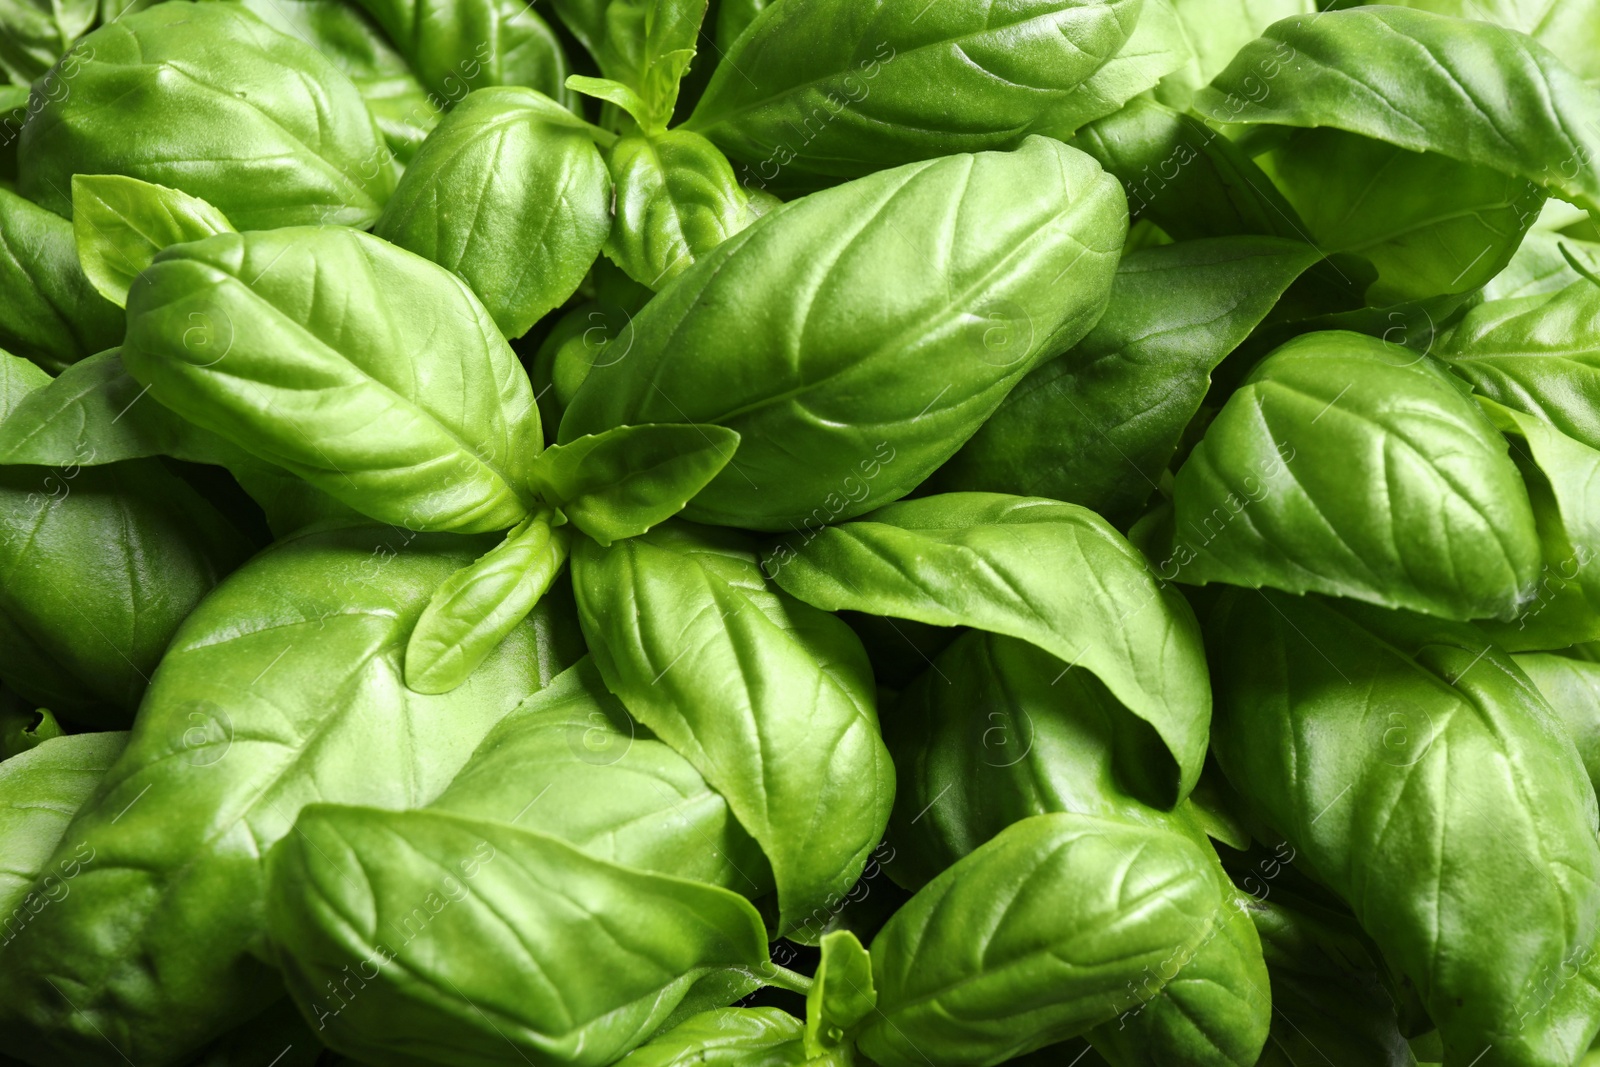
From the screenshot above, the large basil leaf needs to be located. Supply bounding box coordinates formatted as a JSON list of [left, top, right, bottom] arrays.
[[1514, 652, 1600, 791], [122, 225, 542, 533], [1070, 96, 1308, 243], [559, 137, 1126, 530], [618, 1008, 808, 1067], [1208, 590, 1600, 1067], [1265, 127, 1545, 304], [348, 0, 572, 106], [72, 174, 236, 308], [604, 128, 753, 290], [932, 237, 1323, 520], [267, 806, 770, 1067], [1164, 331, 1541, 621], [571, 522, 894, 935], [0, 525, 579, 1067], [1476, 398, 1600, 650], [1384, 0, 1600, 83], [0, 0, 94, 87], [374, 87, 612, 339], [0, 353, 249, 723], [1194, 7, 1600, 218], [1438, 278, 1600, 451], [772, 493, 1209, 805], [0, 185, 122, 374], [18, 2, 395, 229], [1246, 893, 1418, 1067], [229, 0, 441, 165], [430, 657, 774, 895], [551, 0, 708, 130], [0, 732, 127, 933], [858, 812, 1238, 1067], [684, 0, 1140, 178]]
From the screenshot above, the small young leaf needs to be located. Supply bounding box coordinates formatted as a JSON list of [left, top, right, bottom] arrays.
[[405, 511, 571, 694], [530, 423, 740, 545], [805, 930, 876, 1056], [71, 174, 234, 308], [568, 73, 653, 128], [0, 703, 63, 760]]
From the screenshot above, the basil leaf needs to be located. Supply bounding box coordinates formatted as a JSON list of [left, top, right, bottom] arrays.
[[404, 510, 571, 694], [805, 930, 875, 1056], [551, 0, 708, 130], [1384, 0, 1600, 83], [1194, 7, 1600, 219], [72, 174, 235, 308], [1483, 230, 1600, 301], [230, 0, 441, 166], [0, 524, 579, 1065], [685, 0, 1141, 179], [1164, 331, 1541, 621], [18, 2, 395, 229], [0, 732, 127, 925], [1438, 278, 1600, 451], [431, 657, 774, 894], [1263, 127, 1545, 305], [618, 1008, 809, 1067], [859, 812, 1239, 1067], [604, 128, 753, 289], [1514, 651, 1600, 791], [932, 237, 1324, 521], [773, 493, 1210, 805], [0, 185, 122, 374], [267, 805, 770, 1067], [1150, 0, 1312, 111], [348, 0, 573, 107], [559, 137, 1126, 530], [530, 423, 739, 545], [0, 0, 94, 87], [571, 521, 894, 935], [374, 86, 612, 339], [1209, 590, 1600, 1066], [0, 702, 62, 759], [122, 226, 542, 533]]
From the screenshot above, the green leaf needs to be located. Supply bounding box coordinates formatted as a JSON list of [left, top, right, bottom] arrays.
[[1194, 7, 1600, 219], [604, 129, 752, 290], [266, 806, 771, 1067], [0, 702, 62, 759], [1150, 0, 1313, 110], [1262, 128, 1545, 304], [685, 0, 1142, 179], [931, 237, 1324, 521], [859, 812, 1241, 1067], [228, 0, 442, 166], [122, 226, 542, 533], [1163, 331, 1542, 621], [0, 186, 123, 375], [1382, 0, 1600, 83], [552, 0, 708, 129], [1438, 278, 1600, 451], [1032, 0, 1191, 139], [1482, 230, 1600, 302], [0, 731, 127, 925], [559, 137, 1126, 530], [430, 657, 774, 894], [618, 1008, 809, 1067], [571, 522, 894, 935], [0, 525, 581, 1065], [71, 174, 235, 308], [1476, 398, 1600, 650], [1070, 96, 1311, 243], [530, 423, 739, 545], [346, 0, 574, 108], [405, 510, 571, 694], [805, 930, 875, 1056], [1208, 590, 1600, 1067], [1514, 651, 1600, 791], [375, 86, 612, 338], [770, 493, 1211, 806], [18, 2, 395, 229], [0, 0, 95, 86]]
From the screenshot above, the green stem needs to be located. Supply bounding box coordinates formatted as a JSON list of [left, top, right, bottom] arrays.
[[762, 962, 814, 996]]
